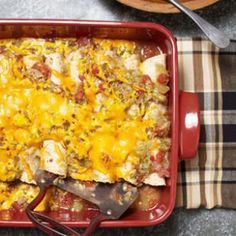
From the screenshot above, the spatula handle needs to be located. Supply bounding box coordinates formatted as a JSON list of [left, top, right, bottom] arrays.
[[168, 0, 230, 48], [26, 186, 108, 236], [26, 186, 80, 236], [83, 213, 109, 236], [28, 211, 108, 236]]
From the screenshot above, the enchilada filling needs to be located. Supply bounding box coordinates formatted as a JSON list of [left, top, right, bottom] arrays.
[[0, 37, 170, 210]]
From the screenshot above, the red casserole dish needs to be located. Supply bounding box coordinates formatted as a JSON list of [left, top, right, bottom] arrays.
[[0, 19, 200, 228]]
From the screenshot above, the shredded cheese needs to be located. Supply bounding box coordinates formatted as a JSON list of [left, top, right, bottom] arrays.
[[0, 37, 171, 210]]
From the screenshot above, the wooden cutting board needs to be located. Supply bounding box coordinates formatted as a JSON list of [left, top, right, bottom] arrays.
[[116, 0, 219, 13]]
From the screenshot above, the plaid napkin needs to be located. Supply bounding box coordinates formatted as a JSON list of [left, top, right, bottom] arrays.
[[175, 39, 236, 209]]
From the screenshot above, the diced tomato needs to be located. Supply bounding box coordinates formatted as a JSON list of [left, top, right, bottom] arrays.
[[150, 155, 155, 162], [77, 37, 91, 47], [91, 64, 99, 76], [157, 73, 169, 84], [32, 62, 50, 77], [74, 89, 85, 102], [79, 75, 86, 81], [141, 44, 160, 61], [153, 126, 164, 137], [155, 151, 164, 163], [150, 151, 164, 163], [141, 74, 151, 83], [98, 83, 105, 92]]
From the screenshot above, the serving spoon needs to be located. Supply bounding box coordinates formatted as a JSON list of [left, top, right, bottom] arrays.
[[168, 0, 230, 48]]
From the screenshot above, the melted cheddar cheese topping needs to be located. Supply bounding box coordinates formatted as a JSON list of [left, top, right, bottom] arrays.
[[0, 37, 171, 210]]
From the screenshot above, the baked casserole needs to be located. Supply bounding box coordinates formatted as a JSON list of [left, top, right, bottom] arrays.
[[0, 37, 170, 210]]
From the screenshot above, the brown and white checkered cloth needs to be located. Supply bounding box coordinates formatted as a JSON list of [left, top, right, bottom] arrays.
[[175, 39, 236, 209]]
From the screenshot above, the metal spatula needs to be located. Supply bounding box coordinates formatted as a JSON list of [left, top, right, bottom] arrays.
[[54, 178, 138, 220], [26, 170, 138, 236]]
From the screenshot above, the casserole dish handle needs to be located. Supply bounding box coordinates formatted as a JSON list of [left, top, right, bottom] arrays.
[[179, 91, 200, 160]]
